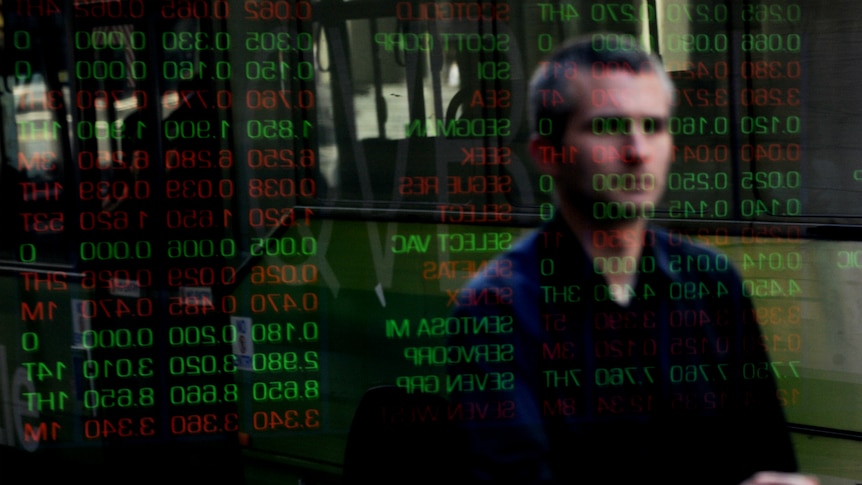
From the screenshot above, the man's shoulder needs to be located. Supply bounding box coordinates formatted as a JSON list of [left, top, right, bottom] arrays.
[[460, 225, 743, 297], [650, 226, 721, 255], [463, 229, 542, 289], [451, 230, 543, 321], [649, 227, 743, 283]]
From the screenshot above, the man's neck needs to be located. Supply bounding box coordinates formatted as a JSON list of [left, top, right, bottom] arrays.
[[560, 205, 648, 300]]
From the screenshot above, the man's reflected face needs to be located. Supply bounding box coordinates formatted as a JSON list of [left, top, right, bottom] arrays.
[[547, 71, 673, 219]]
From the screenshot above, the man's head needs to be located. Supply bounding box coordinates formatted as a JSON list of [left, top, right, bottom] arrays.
[[528, 35, 674, 223]]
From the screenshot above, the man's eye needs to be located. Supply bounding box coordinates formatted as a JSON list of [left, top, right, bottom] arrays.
[[643, 118, 668, 134], [591, 117, 633, 135], [591, 117, 668, 135]]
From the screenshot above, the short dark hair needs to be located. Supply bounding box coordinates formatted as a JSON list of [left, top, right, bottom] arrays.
[[528, 34, 673, 147]]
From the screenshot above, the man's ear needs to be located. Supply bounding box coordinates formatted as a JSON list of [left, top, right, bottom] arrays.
[[529, 134, 559, 177]]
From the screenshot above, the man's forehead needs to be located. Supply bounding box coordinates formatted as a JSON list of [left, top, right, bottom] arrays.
[[567, 70, 671, 114]]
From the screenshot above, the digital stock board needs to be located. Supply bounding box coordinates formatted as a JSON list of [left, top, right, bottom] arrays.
[[2, 0, 862, 483]]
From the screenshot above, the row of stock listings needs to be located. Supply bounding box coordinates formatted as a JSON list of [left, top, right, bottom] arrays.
[[4, 0, 807, 456]]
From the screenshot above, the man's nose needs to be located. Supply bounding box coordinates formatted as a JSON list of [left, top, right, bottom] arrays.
[[622, 130, 650, 164]]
